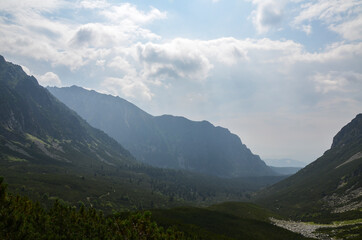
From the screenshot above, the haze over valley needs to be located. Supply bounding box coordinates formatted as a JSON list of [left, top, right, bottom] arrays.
[[0, 0, 361, 239]]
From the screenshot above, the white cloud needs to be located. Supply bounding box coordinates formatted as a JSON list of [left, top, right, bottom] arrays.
[[37, 72, 62, 87], [132, 37, 304, 83], [249, 0, 286, 34], [293, 0, 361, 25], [21, 65, 32, 76], [0, 0, 68, 13], [99, 37, 305, 101], [329, 15, 362, 41], [102, 76, 153, 101], [80, 0, 109, 9], [280, 41, 362, 66], [135, 39, 214, 81], [100, 3, 167, 24], [0, 1, 165, 72], [107, 56, 135, 74], [292, 0, 362, 39], [301, 24, 312, 35], [312, 71, 362, 94]]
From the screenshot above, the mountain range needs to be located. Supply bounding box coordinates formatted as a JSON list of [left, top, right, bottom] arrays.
[[48, 85, 274, 177], [0, 55, 284, 213]]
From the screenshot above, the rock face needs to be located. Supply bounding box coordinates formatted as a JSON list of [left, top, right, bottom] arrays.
[[48, 86, 274, 177], [0, 55, 133, 168], [257, 114, 362, 218], [331, 114, 362, 148]]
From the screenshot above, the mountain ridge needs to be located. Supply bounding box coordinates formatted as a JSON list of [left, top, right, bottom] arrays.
[[48, 85, 274, 177], [0, 55, 134, 168]]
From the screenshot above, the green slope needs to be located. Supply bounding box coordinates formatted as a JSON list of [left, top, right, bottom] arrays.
[[256, 114, 362, 222]]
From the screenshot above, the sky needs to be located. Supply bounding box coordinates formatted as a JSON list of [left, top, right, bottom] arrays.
[[1, 0, 361, 165]]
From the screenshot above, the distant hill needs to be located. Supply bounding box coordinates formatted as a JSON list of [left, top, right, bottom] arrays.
[[263, 158, 307, 167], [256, 114, 362, 222], [48, 86, 275, 177], [269, 166, 301, 175]]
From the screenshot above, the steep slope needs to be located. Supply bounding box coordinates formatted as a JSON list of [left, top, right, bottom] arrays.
[[48, 86, 274, 177], [153, 115, 271, 177], [256, 114, 362, 221], [0, 56, 133, 168]]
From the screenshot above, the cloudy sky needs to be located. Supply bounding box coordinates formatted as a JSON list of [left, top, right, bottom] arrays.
[[1, 0, 361, 164]]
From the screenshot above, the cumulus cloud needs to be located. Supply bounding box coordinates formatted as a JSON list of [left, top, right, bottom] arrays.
[[131, 37, 305, 83], [329, 15, 362, 41], [301, 24, 312, 35], [21, 65, 32, 76], [135, 40, 213, 81], [292, 0, 362, 39], [0, 1, 165, 72], [249, 0, 286, 34], [312, 71, 362, 94], [293, 0, 361, 25], [100, 3, 167, 24], [107, 56, 135, 73], [70, 22, 160, 49], [80, 0, 109, 9], [96, 37, 306, 101], [102, 76, 153, 101], [37, 72, 62, 87], [287, 42, 362, 64]]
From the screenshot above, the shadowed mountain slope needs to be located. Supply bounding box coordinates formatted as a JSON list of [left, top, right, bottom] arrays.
[[48, 86, 274, 177], [0, 56, 133, 169], [256, 114, 362, 221]]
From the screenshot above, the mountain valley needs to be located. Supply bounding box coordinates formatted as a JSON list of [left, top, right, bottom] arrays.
[[0, 56, 361, 239]]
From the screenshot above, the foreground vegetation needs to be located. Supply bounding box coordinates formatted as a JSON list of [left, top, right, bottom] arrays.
[[0, 177, 186, 239]]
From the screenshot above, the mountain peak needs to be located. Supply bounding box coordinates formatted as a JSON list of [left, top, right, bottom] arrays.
[[0, 57, 133, 168], [331, 113, 362, 149]]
